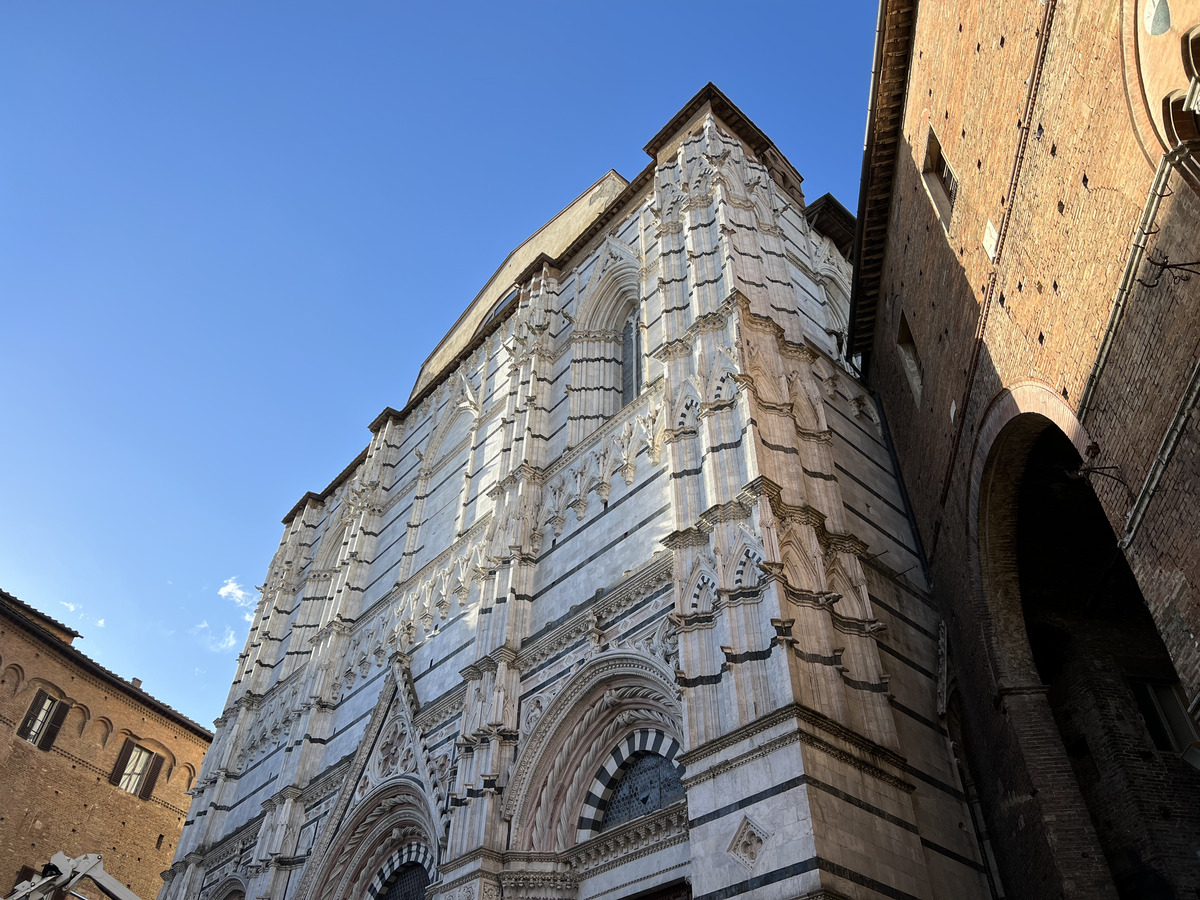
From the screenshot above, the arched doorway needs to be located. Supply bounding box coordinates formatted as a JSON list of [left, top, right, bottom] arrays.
[[978, 414, 1200, 898]]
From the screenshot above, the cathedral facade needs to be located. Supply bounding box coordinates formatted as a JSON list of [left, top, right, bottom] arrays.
[[162, 86, 993, 900]]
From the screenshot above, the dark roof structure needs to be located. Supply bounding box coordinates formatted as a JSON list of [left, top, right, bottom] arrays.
[[849, 0, 918, 360]]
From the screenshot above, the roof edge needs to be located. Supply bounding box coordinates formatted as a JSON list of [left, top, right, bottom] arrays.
[[804, 193, 857, 258], [409, 169, 630, 400], [0, 588, 80, 640], [849, 0, 919, 359], [281, 446, 370, 525], [0, 590, 213, 740]]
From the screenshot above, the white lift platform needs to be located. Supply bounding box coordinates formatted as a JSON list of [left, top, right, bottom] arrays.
[[5, 853, 145, 900]]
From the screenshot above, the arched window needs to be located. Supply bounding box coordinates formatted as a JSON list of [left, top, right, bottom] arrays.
[[621, 309, 642, 408], [363, 841, 436, 900], [599, 751, 686, 831], [569, 236, 644, 446], [379, 863, 429, 900]]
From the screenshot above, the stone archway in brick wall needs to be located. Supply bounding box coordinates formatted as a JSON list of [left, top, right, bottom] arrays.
[[967, 383, 1200, 898], [968, 381, 1094, 689]]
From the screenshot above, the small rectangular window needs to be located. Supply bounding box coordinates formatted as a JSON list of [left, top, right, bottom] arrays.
[[896, 311, 924, 403], [16, 689, 68, 751], [118, 745, 154, 793], [923, 128, 958, 228], [621, 314, 642, 408], [1131, 680, 1199, 754]]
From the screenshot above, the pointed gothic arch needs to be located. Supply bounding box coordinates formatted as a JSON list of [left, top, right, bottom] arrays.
[[301, 778, 438, 900], [707, 349, 740, 404], [823, 554, 867, 620], [308, 517, 349, 583], [725, 527, 765, 591], [504, 650, 682, 852], [569, 237, 645, 445], [779, 529, 821, 593], [575, 236, 642, 333], [671, 379, 703, 432], [682, 559, 719, 613], [424, 384, 478, 472]]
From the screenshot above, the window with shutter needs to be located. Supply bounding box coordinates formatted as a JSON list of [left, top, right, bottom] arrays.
[[921, 127, 958, 230], [110, 737, 135, 786], [110, 738, 165, 798], [37, 701, 68, 750], [139, 752, 165, 800], [16, 689, 67, 750]]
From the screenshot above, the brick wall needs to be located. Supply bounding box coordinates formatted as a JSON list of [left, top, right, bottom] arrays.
[[0, 599, 210, 900], [860, 0, 1200, 897]]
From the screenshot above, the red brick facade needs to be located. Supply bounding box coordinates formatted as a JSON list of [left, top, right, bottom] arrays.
[[0, 591, 210, 900], [853, 1, 1200, 897]]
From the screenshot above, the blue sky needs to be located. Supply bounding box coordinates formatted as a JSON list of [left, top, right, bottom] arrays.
[[0, 2, 878, 726]]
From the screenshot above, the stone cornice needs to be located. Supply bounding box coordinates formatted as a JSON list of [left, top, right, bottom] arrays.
[[413, 682, 467, 733], [562, 801, 688, 877]]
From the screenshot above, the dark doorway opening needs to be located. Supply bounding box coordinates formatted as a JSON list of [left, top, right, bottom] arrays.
[[1016, 426, 1200, 898]]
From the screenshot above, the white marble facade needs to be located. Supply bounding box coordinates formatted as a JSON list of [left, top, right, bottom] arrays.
[[161, 87, 992, 900]]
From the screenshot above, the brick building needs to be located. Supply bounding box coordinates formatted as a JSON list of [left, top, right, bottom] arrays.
[[161, 85, 998, 900], [852, 0, 1200, 897], [0, 589, 211, 899]]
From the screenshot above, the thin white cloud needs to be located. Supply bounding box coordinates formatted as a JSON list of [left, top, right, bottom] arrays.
[[95, 618, 105, 628], [184, 578, 257, 655], [218, 577, 256, 609], [189, 620, 237, 653], [60, 601, 78, 613]]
